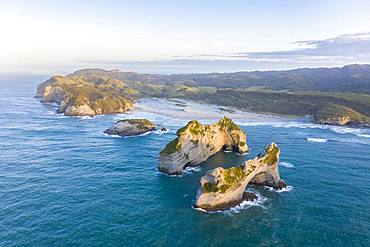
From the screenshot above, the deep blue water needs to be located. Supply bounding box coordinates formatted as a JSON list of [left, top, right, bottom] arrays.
[[1, 77, 370, 246]]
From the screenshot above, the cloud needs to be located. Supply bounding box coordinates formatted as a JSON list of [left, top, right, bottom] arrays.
[[192, 32, 370, 63], [78, 32, 370, 73]]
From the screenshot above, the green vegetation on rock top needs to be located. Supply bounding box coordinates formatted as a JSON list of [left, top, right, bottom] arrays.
[[217, 116, 242, 131], [160, 138, 182, 154], [118, 119, 154, 130], [202, 166, 245, 194], [176, 120, 205, 136], [314, 104, 370, 124], [259, 143, 280, 165]]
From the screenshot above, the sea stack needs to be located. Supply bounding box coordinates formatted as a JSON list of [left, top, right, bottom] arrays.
[[104, 119, 155, 137], [194, 143, 286, 211], [158, 117, 248, 175]]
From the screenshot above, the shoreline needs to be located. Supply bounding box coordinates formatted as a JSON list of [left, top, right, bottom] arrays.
[[40, 96, 370, 132]]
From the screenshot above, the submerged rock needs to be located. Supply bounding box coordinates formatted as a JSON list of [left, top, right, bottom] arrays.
[[242, 192, 258, 202], [194, 143, 286, 211], [104, 119, 155, 137], [158, 117, 248, 175]]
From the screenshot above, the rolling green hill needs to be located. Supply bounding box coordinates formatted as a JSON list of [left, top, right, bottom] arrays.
[[36, 66, 370, 127]]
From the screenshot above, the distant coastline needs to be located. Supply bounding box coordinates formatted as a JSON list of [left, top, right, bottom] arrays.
[[35, 65, 370, 128]]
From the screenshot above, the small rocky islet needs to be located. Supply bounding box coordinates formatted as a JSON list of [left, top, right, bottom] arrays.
[[195, 143, 286, 211], [104, 119, 156, 137]]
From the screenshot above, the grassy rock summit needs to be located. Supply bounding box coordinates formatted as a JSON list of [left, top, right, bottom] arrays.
[[195, 143, 286, 211], [158, 117, 248, 175], [35, 74, 134, 116], [104, 119, 155, 137], [314, 105, 370, 127]]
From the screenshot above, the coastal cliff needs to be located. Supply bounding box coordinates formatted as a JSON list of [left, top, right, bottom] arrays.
[[158, 117, 248, 175], [35, 74, 134, 116], [194, 143, 286, 211], [314, 105, 370, 127]]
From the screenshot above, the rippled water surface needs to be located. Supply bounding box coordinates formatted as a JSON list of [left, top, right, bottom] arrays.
[[1, 78, 370, 246]]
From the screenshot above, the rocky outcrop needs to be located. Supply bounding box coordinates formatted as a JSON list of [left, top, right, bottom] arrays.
[[104, 119, 155, 137], [158, 117, 248, 175], [314, 105, 370, 127], [194, 143, 286, 211], [35, 75, 134, 116]]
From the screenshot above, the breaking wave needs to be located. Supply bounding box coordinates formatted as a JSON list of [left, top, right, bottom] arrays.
[[238, 121, 370, 138], [225, 193, 267, 214], [266, 185, 294, 193], [153, 128, 170, 135], [194, 190, 267, 214], [102, 133, 121, 138], [183, 166, 202, 174], [280, 162, 295, 168], [358, 134, 370, 138], [307, 137, 328, 143]]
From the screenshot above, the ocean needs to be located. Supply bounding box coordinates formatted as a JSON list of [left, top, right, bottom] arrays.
[[1, 77, 370, 246]]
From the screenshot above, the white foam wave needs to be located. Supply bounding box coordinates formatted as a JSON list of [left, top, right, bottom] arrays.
[[79, 116, 94, 120], [153, 128, 170, 135], [47, 110, 68, 118], [183, 166, 202, 173], [225, 193, 267, 214], [357, 134, 370, 138], [158, 171, 183, 178], [236, 152, 248, 156], [307, 137, 327, 143], [239, 121, 369, 137], [102, 131, 153, 138], [102, 133, 121, 138], [125, 131, 152, 138], [181, 167, 202, 176], [194, 190, 267, 214], [266, 185, 294, 193], [280, 162, 295, 168], [156, 166, 201, 178]]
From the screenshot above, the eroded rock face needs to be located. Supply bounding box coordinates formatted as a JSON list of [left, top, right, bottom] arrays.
[[194, 143, 286, 211], [158, 117, 248, 175], [35, 75, 134, 116], [104, 119, 155, 137], [314, 105, 370, 127]]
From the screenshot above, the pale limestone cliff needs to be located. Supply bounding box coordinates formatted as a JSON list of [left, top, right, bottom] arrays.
[[158, 117, 248, 175], [104, 119, 155, 137], [194, 143, 286, 211], [36, 75, 134, 116], [314, 105, 370, 127]]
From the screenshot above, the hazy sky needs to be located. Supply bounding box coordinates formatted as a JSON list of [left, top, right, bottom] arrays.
[[1, 0, 370, 74]]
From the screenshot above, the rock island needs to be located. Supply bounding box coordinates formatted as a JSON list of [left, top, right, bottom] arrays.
[[194, 143, 286, 211], [158, 117, 248, 175]]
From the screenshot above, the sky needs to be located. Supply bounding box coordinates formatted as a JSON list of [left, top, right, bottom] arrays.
[[1, 0, 370, 74]]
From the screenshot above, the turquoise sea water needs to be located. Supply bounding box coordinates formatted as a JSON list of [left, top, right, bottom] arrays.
[[1, 78, 370, 246]]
